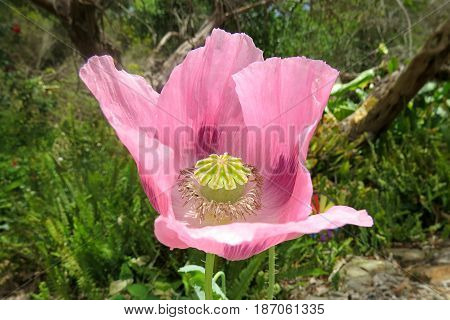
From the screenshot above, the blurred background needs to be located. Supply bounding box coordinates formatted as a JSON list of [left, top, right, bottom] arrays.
[[0, 0, 449, 300]]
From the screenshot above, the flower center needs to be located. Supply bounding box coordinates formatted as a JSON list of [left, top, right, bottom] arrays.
[[193, 153, 251, 203], [178, 153, 263, 225]]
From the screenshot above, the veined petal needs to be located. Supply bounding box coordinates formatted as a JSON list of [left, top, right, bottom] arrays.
[[245, 152, 313, 223], [154, 206, 373, 261], [262, 160, 314, 223], [80, 55, 159, 130], [80, 55, 177, 215], [156, 29, 264, 163], [233, 57, 339, 168]]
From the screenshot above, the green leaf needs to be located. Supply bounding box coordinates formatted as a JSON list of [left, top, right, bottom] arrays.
[[178, 264, 227, 300], [377, 42, 388, 55], [212, 281, 227, 300], [297, 267, 328, 277], [179, 264, 205, 299], [127, 284, 149, 299], [193, 285, 205, 300], [5, 180, 21, 191], [387, 57, 399, 73], [109, 279, 133, 296], [178, 265, 205, 274], [119, 263, 133, 280], [229, 252, 266, 299], [331, 68, 375, 96]]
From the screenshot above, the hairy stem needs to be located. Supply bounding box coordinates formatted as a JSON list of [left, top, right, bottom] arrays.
[[204, 253, 215, 300], [267, 246, 276, 300]]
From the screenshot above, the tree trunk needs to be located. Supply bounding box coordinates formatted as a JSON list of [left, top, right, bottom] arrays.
[[30, 0, 120, 62], [31, 0, 274, 85], [340, 20, 449, 140]]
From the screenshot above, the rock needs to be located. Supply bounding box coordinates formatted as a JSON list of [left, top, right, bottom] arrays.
[[339, 257, 397, 292], [357, 258, 396, 273], [412, 265, 450, 287], [287, 245, 450, 300], [389, 248, 426, 264], [341, 257, 396, 275], [427, 265, 450, 287], [336, 256, 448, 299], [315, 285, 329, 296], [344, 265, 371, 278], [432, 247, 450, 265]]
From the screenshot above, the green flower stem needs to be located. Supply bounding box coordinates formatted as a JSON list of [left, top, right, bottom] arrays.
[[204, 253, 215, 300], [267, 246, 276, 300]]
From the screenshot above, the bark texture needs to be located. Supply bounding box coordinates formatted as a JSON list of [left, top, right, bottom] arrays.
[[31, 0, 120, 62], [341, 20, 450, 139]]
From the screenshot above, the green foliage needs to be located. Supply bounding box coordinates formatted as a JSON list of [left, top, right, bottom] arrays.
[[227, 253, 267, 300], [235, 0, 433, 71], [107, 0, 214, 60], [0, 70, 56, 151], [309, 80, 449, 247], [178, 265, 227, 300], [0, 52, 178, 298], [329, 68, 375, 120]]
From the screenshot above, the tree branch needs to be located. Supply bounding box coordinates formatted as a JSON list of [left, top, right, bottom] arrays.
[[223, 0, 274, 18], [340, 19, 450, 140], [154, 31, 180, 53], [147, 0, 276, 90], [29, 0, 58, 15]]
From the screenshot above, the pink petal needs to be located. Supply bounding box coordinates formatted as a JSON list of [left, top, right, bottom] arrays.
[[79, 55, 177, 215], [232, 57, 339, 168], [271, 162, 314, 222], [80, 55, 159, 130], [253, 156, 313, 223], [155, 206, 373, 261], [156, 29, 263, 164], [154, 216, 189, 250]]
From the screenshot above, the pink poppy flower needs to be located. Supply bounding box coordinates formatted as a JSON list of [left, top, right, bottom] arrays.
[[79, 29, 373, 261]]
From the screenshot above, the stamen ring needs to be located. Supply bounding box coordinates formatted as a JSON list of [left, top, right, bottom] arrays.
[[178, 166, 263, 224]]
